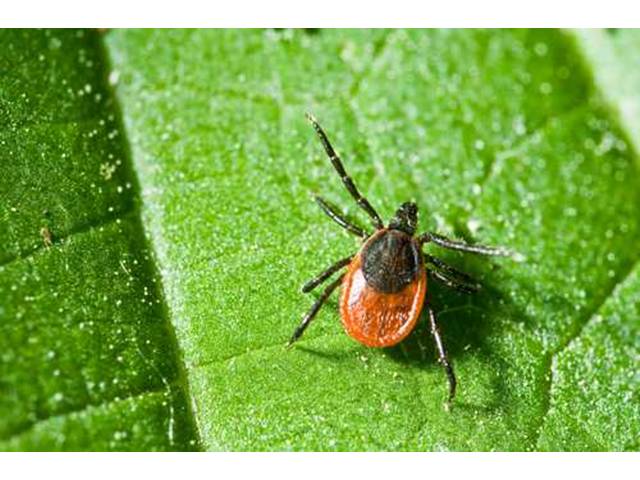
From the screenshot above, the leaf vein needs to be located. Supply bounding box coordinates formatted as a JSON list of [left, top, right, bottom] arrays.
[[534, 254, 640, 449], [0, 384, 172, 445], [471, 102, 592, 221], [191, 331, 345, 371]]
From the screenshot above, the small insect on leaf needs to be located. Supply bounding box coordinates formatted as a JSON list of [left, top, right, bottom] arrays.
[[289, 114, 514, 410], [40, 226, 53, 248]]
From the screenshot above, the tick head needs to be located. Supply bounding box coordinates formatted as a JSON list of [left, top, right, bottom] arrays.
[[388, 201, 418, 235]]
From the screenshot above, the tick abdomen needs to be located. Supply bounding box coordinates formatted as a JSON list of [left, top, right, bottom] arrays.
[[339, 237, 427, 348], [361, 229, 422, 293]]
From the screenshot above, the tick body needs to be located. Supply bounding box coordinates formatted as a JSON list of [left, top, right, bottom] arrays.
[[341, 229, 426, 347], [289, 113, 512, 408]]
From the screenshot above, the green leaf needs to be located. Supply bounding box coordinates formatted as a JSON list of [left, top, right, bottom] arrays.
[[103, 29, 640, 450], [2, 29, 639, 451], [574, 29, 640, 155], [0, 30, 198, 451], [535, 29, 640, 451]]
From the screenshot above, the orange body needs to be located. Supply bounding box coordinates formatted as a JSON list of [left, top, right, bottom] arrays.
[[339, 240, 427, 347]]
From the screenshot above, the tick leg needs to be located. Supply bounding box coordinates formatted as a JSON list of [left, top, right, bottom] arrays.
[[424, 253, 479, 286], [288, 274, 344, 347], [429, 269, 479, 294], [306, 113, 384, 229], [314, 196, 369, 239], [425, 254, 480, 293], [419, 231, 512, 257], [426, 305, 457, 409], [302, 254, 353, 293]]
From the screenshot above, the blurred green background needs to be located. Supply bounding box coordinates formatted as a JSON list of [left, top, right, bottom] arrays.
[[0, 29, 639, 451]]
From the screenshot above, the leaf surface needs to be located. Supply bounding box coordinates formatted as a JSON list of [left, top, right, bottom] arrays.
[[0, 29, 198, 451], [1, 29, 638, 451], [105, 29, 640, 450]]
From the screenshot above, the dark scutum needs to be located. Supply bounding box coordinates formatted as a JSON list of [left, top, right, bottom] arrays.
[[362, 230, 421, 293]]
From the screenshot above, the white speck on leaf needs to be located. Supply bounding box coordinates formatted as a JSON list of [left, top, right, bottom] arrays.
[[109, 70, 120, 86]]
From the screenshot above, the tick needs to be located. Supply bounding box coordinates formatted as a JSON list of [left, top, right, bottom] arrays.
[[288, 113, 512, 408]]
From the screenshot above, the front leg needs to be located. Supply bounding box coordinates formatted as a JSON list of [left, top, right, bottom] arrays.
[[419, 231, 512, 257], [314, 195, 369, 239]]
